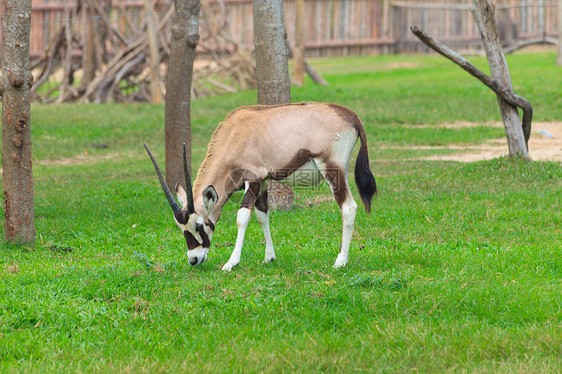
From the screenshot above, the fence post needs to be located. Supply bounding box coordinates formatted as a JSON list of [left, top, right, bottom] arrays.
[[556, 0, 562, 65], [293, 0, 305, 86], [144, 0, 162, 103]]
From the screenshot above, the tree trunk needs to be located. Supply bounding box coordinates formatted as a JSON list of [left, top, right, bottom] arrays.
[[253, 0, 293, 210], [145, 0, 162, 104], [556, 0, 562, 65], [253, 0, 291, 105], [1, 0, 35, 245], [471, 0, 528, 157], [165, 0, 200, 188], [293, 0, 305, 86]]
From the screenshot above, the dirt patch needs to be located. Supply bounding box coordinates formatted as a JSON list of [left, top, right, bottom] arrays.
[[409, 121, 562, 162], [38, 152, 120, 166], [384, 61, 425, 70]]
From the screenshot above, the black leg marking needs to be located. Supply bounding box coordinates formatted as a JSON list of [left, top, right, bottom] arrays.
[[255, 188, 268, 214], [240, 181, 261, 209], [324, 162, 348, 208]]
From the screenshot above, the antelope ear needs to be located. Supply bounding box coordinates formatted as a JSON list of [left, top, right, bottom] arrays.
[[202, 185, 218, 214], [175, 182, 188, 210]]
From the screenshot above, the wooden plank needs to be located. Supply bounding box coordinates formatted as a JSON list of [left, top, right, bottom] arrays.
[[556, 0, 562, 65], [24, 0, 562, 62], [305, 37, 395, 48], [391, 1, 470, 10]]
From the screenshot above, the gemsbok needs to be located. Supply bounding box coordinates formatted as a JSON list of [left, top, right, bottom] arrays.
[[144, 102, 377, 271]]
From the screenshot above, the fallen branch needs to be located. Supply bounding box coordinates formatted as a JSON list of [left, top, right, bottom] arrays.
[[410, 25, 532, 145], [29, 1, 268, 103], [503, 35, 557, 54], [207, 77, 237, 93], [102, 53, 146, 103], [30, 27, 66, 98]]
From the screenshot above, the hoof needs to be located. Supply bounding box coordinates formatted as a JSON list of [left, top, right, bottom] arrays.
[[221, 262, 238, 271], [332, 261, 347, 269]]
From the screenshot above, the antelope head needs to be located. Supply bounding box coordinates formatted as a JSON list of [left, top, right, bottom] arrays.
[[144, 143, 217, 266]]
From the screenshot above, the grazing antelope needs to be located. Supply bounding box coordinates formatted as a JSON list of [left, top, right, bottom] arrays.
[[144, 102, 376, 271]]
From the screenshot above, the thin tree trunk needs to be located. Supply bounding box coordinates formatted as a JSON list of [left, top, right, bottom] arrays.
[[293, 0, 305, 86], [253, 0, 293, 210], [165, 0, 200, 188], [1, 0, 35, 245], [471, 0, 528, 157], [145, 0, 162, 103]]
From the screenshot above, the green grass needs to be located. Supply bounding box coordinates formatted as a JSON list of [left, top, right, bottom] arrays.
[[1, 51, 562, 372]]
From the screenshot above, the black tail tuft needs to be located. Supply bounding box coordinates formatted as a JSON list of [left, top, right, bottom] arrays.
[[354, 130, 377, 214]]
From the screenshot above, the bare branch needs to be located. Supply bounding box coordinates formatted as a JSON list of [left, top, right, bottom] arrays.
[[410, 25, 532, 145]]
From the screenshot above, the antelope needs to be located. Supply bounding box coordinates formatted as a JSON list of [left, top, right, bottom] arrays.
[[144, 102, 377, 271]]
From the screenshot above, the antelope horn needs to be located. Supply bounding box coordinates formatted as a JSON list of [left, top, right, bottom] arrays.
[[144, 143, 181, 214], [183, 143, 195, 214]]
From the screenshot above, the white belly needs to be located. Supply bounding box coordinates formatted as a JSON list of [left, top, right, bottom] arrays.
[[278, 160, 324, 187]]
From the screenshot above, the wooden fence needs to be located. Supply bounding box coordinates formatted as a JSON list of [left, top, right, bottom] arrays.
[[390, 0, 560, 52], [1, 0, 560, 58]]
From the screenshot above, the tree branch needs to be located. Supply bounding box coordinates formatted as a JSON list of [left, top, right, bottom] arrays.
[[410, 25, 532, 145]]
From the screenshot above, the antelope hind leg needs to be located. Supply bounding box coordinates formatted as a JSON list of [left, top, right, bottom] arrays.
[[313, 156, 358, 268], [333, 195, 358, 268]]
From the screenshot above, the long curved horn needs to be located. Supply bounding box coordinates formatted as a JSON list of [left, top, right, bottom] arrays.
[[144, 143, 181, 214], [183, 143, 195, 214]]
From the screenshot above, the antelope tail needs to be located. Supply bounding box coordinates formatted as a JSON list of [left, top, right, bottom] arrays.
[[354, 128, 377, 214]]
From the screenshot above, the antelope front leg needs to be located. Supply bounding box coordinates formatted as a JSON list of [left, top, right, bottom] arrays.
[[221, 207, 251, 271], [221, 181, 261, 271]]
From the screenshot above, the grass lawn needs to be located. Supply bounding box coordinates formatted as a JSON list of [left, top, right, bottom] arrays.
[[1, 50, 561, 372]]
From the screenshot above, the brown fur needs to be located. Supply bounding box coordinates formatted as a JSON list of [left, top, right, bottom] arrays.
[[191, 102, 376, 224]]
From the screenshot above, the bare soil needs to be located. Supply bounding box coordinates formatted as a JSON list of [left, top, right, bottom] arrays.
[[409, 121, 562, 162], [1, 123, 560, 176]]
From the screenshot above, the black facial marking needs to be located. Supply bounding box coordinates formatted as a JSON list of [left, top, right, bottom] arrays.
[[205, 219, 216, 231], [184, 230, 201, 250], [195, 223, 211, 248]]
